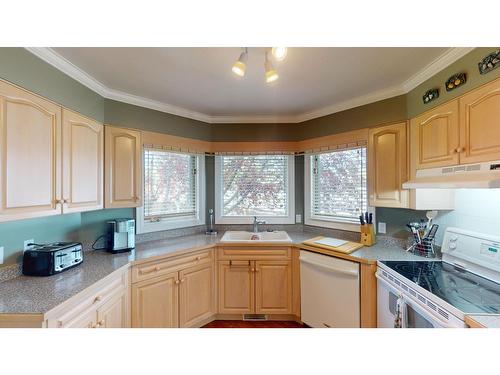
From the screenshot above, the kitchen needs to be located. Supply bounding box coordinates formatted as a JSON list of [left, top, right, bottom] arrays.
[[1, 5, 500, 372]]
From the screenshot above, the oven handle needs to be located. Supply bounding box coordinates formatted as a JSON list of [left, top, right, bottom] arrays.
[[376, 272, 455, 328]]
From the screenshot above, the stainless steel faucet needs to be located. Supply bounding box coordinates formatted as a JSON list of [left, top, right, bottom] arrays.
[[253, 216, 266, 233]]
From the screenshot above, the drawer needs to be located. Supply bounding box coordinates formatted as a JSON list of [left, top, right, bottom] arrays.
[[217, 246, 291, 260], [132, 249, 213, 283], [46, 268, 128, 328]]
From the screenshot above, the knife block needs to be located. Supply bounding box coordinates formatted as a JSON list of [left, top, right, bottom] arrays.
[[360, 224, 376, 246]]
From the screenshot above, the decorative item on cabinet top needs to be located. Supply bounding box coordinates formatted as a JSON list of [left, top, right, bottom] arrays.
[[478, 50, 500, 75], [445, 72, 467, 91], [422, 88, 439, 104]]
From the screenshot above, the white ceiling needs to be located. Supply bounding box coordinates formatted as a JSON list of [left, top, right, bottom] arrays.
[[29, 47, 474, 123]]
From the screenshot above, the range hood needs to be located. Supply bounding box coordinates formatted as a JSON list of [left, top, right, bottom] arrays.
[[403, 160, 500, 189]]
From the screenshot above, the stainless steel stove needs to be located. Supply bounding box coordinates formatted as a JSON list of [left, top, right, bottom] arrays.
[[377, 228, 500, 328]]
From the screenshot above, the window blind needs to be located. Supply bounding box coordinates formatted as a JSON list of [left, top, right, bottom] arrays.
[[144, 149, 197, 220], [312, 147, 367, 221], [220, 155, 289, 217]]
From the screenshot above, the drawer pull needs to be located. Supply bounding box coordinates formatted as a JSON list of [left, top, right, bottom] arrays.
[[180, 278, 186, 283], [96, 320, 105, 327], [196, 256, 201, 261], [175, 279, 180, 285], [140, 266, 161, 275], [94, 295, 102, 303]]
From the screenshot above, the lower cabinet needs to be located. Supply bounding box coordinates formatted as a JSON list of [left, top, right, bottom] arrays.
[[218, 259, 292, 315], [45, 267, 130, 328], [131, 251, 215, 328]]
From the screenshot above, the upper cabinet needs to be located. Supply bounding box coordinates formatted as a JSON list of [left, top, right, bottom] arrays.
[[0, 81, 62, 222], [459, 78, 500, 164], [62, 109, 103, 214], [410, 100, 460, 170], [104, 125, 142, 208], [368, 122, 408, 208]]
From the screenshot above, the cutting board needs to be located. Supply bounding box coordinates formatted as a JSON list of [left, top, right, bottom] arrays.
[[302, 236, 364, 254]]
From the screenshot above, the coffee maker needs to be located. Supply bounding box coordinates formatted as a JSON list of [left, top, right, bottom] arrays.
[[107, 218, 135, 253]]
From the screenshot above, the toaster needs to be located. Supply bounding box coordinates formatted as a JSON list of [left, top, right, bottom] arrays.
[[22, 242, 83, 276]]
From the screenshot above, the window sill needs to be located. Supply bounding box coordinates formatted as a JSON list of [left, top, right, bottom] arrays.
[[137, 217, 205, 234], [215, 216, 296, 225], [305, 217, 360, 232]]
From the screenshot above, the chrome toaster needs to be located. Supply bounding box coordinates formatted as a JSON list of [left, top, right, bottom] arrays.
[[22, 242, 83, 276]]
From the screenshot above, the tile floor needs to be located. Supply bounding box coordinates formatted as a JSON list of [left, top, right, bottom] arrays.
[[202, 320, 305, 328]]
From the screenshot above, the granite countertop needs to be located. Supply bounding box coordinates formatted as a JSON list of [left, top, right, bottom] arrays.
[[465, 314, 500, 328], [0, 230, 426, 315]]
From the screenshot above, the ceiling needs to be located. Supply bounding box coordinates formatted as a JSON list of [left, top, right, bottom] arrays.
[[30, 47, 473, 123]]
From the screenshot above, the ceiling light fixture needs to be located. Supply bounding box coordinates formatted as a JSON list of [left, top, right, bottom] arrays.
[[264, 51, 279, 83], [271, 47, 287, 61], [232, 47, 248, 77]]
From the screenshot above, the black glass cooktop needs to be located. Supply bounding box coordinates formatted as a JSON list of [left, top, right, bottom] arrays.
[[380, 261, 500, 314]]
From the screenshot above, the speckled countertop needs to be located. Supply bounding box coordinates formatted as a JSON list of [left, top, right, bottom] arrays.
[[0, 230, 426, 315]]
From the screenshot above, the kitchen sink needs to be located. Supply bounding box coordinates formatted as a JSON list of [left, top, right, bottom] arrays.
[[220, 231, 292, 243]]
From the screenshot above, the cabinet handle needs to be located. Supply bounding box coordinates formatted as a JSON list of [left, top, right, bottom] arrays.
[[93, 295, 102, 303], [457, 147, 465, 153], [255, 268, 260, 272], [97, 320, 105, 327], [62, 199, 68, 204], [175, 279, 180, 284], [250, 268, 255, 272], [452, 149, 458, 154], [140, 266, 160, 275], [180, 278, 186, 283], [195, 256, 201, 261]]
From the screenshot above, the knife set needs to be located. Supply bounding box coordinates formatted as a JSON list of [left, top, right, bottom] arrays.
[[359, 211, 376, 246], [406, 219, 439, 258]]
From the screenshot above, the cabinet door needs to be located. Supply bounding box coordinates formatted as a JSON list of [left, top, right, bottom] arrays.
[[62, 109, 103, 213], [459, 79, 500, 164], [179, 262, 215, 327], [96, 289, 129, 328], [410, 100, 460, 169], [132, 272, 178, 328], [0, 81, 62, 222], [218, 260, 254, 314], [104, 125, 142, 208], [368, 122, 408, 208], [255, 260, 292, 314]]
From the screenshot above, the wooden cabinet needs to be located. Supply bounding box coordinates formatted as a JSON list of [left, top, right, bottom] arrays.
[[0, 80, 62, 222], [218, 260, 254, 314], [368, 122, 408, 208], [131, 249, 216, 328], [179, 262, 215, 327], [104, 125, 142, 208], [132, 272, 179, 328], [62, 109, 103, 213], [410, 100, 460, 169], [255, 260, 292, 314], [217, 247, 293, 317], [459, 78, 500, 164], [45, 267, 130, 328]]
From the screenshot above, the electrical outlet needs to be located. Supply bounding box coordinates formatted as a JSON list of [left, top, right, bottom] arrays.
[[24, 239, 34, 251], [0, 246, 4, 265], [378, 222, 387, 234], [295, 214, 302, 223]]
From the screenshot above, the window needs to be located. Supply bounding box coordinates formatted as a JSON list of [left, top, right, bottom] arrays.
[[305, 147, 368, 231], [137, 149, 205, 233], [215, 154, 295, 224]]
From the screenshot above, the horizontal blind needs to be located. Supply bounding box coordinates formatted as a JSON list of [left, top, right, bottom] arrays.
[[144, 149, 197, 220], [221, 155, 288, 217], [312, 147, 367, 221]]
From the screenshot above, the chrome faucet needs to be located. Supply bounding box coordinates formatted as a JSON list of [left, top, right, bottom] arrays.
[[253, 216, 266, 233]]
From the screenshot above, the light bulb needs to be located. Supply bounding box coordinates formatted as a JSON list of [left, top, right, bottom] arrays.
[[264, 53, 279, 83], [232, 50, 247, 77], [272, 47, 287, 61]]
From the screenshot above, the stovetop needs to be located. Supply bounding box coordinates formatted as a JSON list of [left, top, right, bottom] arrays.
[[380, 260, 500, 314]]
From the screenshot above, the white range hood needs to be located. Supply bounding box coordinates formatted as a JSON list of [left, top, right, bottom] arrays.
[[403, 160, 500, 189]]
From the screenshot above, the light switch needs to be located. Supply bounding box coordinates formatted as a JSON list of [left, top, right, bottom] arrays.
[[378, 222, 387, 234], [0, 246, 4, 265], [295, 214, 302, 223]]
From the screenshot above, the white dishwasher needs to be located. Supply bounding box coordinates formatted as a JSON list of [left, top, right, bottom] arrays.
[[300, 250, 360, 328]]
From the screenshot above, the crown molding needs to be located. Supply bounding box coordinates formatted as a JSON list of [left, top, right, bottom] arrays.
[[25, 47, 475, 124]]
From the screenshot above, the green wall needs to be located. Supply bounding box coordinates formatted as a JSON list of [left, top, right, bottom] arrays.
[[0, 48, 104, 122], [407, 48, 500, 118]]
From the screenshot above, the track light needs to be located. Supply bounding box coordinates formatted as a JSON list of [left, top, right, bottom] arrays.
[[265, 52, 279, 83], [271, 47, 287, 61], [232, 48, 248, 77]]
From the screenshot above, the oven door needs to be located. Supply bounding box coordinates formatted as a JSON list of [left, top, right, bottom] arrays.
[[377, 274, 455, 328]]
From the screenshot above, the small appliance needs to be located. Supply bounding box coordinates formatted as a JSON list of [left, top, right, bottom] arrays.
[[22, 242, 83, 276], [107, 218, 135, 253]]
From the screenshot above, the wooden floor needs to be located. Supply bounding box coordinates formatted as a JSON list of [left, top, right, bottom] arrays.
[[202, 320, 305, 328]]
